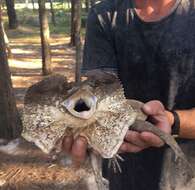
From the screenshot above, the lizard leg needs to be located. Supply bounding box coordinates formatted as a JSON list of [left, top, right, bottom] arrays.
[[90, 152, 109, 190], [108, 154, 124, 173]]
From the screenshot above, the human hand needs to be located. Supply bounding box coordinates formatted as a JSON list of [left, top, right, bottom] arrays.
[[62, 135, 88, 167], [119, 100, 172, 153]]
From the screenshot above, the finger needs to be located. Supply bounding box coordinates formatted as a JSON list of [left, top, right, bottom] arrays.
[[125, 131, 149, 148], [140, 132, 164, 147], [71, 136, 88, 166], [119, 142, 144, 153], [62, 136, 73, 154], [142, 100, 165, 116]]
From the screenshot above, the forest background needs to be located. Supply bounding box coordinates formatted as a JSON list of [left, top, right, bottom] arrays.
[[0, 0, 95, 139]]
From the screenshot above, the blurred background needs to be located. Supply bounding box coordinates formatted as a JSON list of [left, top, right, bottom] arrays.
[[0, 0, 99, 139]]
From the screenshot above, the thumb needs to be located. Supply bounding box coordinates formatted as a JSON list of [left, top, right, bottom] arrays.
[[142, 100, 165, 116]]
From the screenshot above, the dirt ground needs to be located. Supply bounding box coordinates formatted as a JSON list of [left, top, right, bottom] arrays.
[[0, 139, 92, 190], [0, 26, 92, 189], [8, 29, 76, 110]]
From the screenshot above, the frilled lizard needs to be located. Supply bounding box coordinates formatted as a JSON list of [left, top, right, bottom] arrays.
[[21, 71, 194, 190]]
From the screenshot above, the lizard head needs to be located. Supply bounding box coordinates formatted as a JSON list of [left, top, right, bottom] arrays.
[[62, 85, 97, 120], [22, 72, 137, 159]]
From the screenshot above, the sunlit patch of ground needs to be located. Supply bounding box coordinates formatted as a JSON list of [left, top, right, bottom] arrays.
[[9, 59, 41, 69], [8, 33, 76, 109]]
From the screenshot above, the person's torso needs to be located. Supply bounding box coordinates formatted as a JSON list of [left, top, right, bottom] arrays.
[[109, 0, 195, 110], [94, 0, 195, 190]]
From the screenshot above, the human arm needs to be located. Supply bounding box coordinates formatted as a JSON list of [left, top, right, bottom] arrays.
[[119, 101, 195, 153], [120, 100, 171, 152], [167, 109, 195, 139]]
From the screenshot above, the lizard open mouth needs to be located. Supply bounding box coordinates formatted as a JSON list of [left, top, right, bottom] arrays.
[[62, 87, 97, 119], [74, 99, 91, 112]]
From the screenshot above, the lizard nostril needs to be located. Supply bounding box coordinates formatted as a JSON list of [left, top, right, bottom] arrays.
[[74, 99, 90, 112]]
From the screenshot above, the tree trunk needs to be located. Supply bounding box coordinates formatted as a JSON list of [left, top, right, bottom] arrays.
[[5, 0, 18, 29], [75, 0, 82, 83], [67, 0, 71, 9], [0, 5, 22, 139], [49, 0, 56, 26], [1, 21, 12, 58], [31, 0, 35, 11], [192, 0, 195, 9], [38, 0, 52, 75], [70, 0, 76, 46], [2, 1, 6, 10], [85, 0, 89, 12]]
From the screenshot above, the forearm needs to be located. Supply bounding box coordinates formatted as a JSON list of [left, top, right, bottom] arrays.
[[166, 109, 195, 139]]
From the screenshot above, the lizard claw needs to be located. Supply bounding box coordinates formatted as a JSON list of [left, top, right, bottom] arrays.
[[108, 154, 124, 173]]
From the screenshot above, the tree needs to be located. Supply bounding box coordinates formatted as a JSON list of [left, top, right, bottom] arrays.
[[5, 0, 18, 29], [75, 0, 82, 82], [31, 0, 35, 11], [70, 0, 82, 81], [49, 0, 56, 26], [38, 0, 52, 75], [85, 0, 89, 12], [1, 21, 12, 58], [70, 0, 76, 46], [0, 5, 22, 139], [67, 0, 71, 9]]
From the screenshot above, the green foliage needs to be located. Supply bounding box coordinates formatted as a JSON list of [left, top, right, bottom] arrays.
[[17, 8, 39, 27], [5, 2, 87, 36], [3, 1, 88, 37], [49, 10, 71, 35]]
